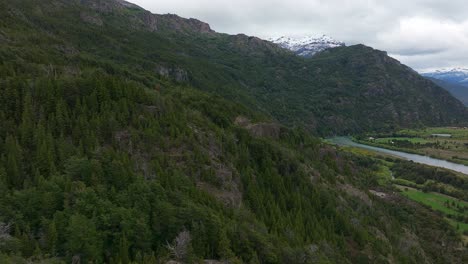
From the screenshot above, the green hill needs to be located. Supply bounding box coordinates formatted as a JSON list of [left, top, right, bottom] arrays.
[[0, 0, 466, 263]]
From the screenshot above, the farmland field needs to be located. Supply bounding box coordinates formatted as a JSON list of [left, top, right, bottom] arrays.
[[360, 127, 468, 165]]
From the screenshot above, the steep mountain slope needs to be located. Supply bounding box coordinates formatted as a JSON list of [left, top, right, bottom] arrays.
[[269, 35, 345, 57], [306, 46, 467, 133], [0, 0, 465, 135], [0, 0, 467, 263], [428, 77, 468, 106]]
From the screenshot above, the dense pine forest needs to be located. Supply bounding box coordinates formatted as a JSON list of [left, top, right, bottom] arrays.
[[0, 0, 467, 263]]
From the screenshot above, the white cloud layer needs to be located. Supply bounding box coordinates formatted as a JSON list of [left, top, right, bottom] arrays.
[[128, 0, 468, 71]]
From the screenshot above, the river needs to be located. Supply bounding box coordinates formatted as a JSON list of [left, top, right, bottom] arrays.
[[329, 137, 468, 175]]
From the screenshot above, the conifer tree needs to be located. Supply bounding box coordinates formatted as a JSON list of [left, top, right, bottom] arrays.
[[5, 135, 23, 188], [119, 233, 130, 264], [47, 219, 58, 255], [19, 92, 34, 149], [217, 228, 234, 260]]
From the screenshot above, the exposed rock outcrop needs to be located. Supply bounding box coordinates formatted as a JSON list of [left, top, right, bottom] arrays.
[[79, 0, 124, 13], [158, 14, 214, 34], [137, 12, 158, 31], [235, 116, 282, 139], [339, 184, 372, 207], [80, 11, 103, 26], [246, 123, 281, 139], [156, 65, 189, 83], [78, 0, 214, 34]]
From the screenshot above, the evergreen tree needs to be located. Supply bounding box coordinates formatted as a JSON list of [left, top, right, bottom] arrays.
[[217, 228, 234, 260], [19, 92, 34, 149], [5, 135, 23, 188], [119, 233, 130, 264], [47, 219, 58, 255]]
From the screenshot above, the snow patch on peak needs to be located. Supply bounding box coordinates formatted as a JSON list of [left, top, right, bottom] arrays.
[[268, 35, 345, 57], [421, 67, 468, 86], [421, 67, 468, 74]]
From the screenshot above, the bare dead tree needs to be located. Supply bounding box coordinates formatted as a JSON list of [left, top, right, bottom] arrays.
[[72, 255, 81, 264], [166, 230, 191, 261], [0, 222, 12, 245], [0, 222, 11, 236]]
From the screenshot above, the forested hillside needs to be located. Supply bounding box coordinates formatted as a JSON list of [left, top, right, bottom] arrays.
[[1, 66, 466, 264], [0, 0, 467, 263], [0, 0, 466, 135]]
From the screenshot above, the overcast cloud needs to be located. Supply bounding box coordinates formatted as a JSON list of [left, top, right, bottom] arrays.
[[128, 0, 468, 71]]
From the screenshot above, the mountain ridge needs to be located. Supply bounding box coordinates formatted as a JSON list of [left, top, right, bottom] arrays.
[[76, 0, 215, 33]]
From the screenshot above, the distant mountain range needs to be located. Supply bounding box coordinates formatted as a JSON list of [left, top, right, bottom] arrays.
[[268, 35, 345, 57], [421, 68, 468, 86], [421, 68, 468, 106]]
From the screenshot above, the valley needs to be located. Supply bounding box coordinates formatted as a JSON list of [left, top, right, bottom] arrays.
[[0, 0, 467, 263], [329, 134, 468, 243], [329, 136, 468, 174], [358, 127, 468, 165]]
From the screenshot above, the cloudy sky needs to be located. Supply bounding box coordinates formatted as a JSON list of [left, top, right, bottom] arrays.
[[128, 0, 468, 72]]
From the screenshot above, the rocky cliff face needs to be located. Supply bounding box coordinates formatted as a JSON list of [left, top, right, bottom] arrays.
[[156, 65, 189, 83], [78, 0, 214, 34], [309, 45, 468, 133], [79, 0, 128, 12], [157, 14, 214, 34]]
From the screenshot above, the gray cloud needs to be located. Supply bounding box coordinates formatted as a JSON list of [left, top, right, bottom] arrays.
[[128, 0, 468, 71]]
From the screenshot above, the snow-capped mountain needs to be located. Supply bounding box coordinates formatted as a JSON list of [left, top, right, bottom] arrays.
[[269, 35, 345, 57], [421, 68, 468, 86]]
